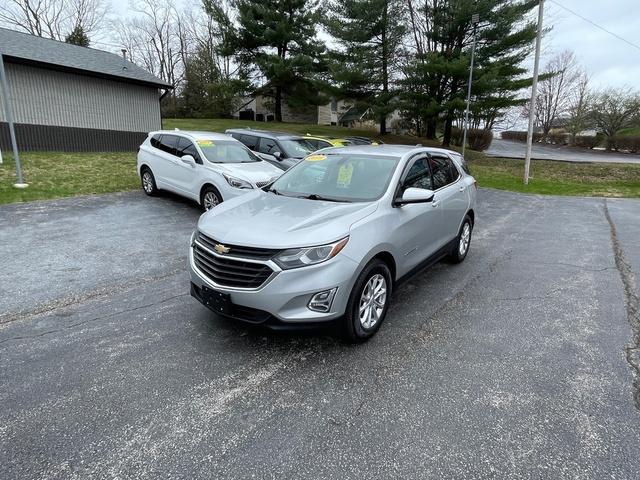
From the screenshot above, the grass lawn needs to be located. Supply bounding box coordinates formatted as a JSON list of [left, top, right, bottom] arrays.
[[0, 119, 639, 206], [0, 152, 138, 205], [470, 157, 640, 198], [618, 126, 640, 137]]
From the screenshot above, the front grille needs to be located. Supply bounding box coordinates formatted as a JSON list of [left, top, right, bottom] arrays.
[[193, 238, 275, 289], [196, 231, 280, 260]]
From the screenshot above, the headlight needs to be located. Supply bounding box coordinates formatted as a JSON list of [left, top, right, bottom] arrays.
[[274, 237, 349, 270], [223, 174, 253, 189]]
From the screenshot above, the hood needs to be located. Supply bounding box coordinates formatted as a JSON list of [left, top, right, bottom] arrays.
[[197, 191, 378, 249], [210, 161, 282, 185]]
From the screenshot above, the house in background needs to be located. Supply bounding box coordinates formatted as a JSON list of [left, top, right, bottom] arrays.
[[0, 27, 171, 152], [232, 90, 353, 126], [339, 105, 403, 133]]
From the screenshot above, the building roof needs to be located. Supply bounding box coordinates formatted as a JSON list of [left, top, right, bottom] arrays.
[[0, 27, 171, 88]]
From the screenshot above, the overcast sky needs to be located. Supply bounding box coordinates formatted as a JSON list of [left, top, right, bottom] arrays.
[[542, 0, 640, 89], [108, 0, 639, 90]]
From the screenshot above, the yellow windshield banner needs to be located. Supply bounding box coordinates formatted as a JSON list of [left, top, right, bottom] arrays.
[[305, 154, 326, 162], [337, 163, 354, 186], [197, 140, 215, 147]]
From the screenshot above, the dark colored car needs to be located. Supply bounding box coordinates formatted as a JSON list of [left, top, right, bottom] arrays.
[[225, 128, 316, 171]]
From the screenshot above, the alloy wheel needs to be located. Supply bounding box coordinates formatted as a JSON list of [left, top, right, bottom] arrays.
[[142, 171, 154, 193], [459, 222, 471, 256], [359, 273, 387, 329], [203, 191, 220, 211]]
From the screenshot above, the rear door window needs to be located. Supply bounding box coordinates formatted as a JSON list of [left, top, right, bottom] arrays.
[[159, 135, 180, 157], [429, 155, 458, 190]]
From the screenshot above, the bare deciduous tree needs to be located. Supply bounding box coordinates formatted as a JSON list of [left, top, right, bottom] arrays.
[[529, 50, 581, 141], [565, 70, 591, 142], [0, 0, 109, 41]]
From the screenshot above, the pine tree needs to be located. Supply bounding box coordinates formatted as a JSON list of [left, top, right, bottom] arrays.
[[401, 0, 538, 145], [234, 0, 328, 122], [65, 24, 90, 47], [325, 0, 406, 135]]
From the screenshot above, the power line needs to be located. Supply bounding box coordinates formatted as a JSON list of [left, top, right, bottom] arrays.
[[548, 0, 640, 53]]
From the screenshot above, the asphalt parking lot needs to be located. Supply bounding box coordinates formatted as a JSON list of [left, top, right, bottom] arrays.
[[487, 138, 640, 164], [1, 189, 639, 479]]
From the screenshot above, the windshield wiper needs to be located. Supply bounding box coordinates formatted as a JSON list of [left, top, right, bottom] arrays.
[[301, 194, 349, 203]]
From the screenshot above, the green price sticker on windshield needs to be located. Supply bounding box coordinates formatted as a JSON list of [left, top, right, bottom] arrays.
[[337, 163, 354, 187]]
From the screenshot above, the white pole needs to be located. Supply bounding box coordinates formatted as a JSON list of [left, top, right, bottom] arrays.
[[462, 14, 480, 159], [524, 0, 544, 185]]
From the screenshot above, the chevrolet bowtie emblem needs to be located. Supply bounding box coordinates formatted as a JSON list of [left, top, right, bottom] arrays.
[[214, 243, 230, 254]]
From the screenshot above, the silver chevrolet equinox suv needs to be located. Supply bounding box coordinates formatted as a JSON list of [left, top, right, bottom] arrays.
[[189, 145, 477, 341]]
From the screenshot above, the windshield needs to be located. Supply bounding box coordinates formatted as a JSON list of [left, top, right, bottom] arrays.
[[269, 153, 399, 202], [279, 139, 316, 158], [196, 140, 259, 163]]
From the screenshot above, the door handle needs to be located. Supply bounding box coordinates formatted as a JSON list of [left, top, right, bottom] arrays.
[[431, 200, 440, 208]]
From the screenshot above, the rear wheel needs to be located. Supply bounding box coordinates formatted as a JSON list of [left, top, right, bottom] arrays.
[[448, 215, 473, 263], [141, 167, 157, 196], [343, 259, 392, 342], [201, 186, 222, 212]]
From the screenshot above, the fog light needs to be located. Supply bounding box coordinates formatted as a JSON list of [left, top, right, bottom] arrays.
[[308, 288, 337, 313]]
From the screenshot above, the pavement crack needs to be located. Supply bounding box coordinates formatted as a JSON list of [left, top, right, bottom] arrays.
[[0, 267, 184, 327], [534, 261, 614, 272], [603, 199, 640, 411], [0, 293, 188, 347]]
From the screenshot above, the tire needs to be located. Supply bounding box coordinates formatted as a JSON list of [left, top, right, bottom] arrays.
[[140, 167, 158, 196], [343, 259, 393, 342], [200, 185, 223, 212], [448, 215, 473, 264]]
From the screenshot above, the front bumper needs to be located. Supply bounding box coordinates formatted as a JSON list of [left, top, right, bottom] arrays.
[[188, 244, 359, 325]]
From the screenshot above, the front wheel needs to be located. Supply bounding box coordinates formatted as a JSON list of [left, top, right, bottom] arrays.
[[343, 259, 393, 342], [448, 215, 473, 264], [200, 186, 222, 212]]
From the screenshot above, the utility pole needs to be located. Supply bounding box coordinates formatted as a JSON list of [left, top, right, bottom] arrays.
[[462, 13, 480, 159], [0, 53, 27, 188], [523, 0, 544, 185]]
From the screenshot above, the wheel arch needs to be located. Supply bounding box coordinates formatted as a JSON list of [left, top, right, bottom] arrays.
[[466, 208, 475, 226], [199, 183, 223, 206]]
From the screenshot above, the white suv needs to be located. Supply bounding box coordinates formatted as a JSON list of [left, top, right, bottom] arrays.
[[137, 130, 283, 210]]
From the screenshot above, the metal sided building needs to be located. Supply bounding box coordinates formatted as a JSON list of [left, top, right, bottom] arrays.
[[0, 28, 171, 152]]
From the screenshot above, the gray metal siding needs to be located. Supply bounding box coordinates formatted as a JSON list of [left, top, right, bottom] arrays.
[[0, 62, 162, 132]]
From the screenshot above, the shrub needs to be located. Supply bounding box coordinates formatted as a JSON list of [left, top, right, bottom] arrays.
[[468, 129, 493, 151], [574, 135, 600, 149], [548, 129, 569, 145], [613, 136, 640, 153], [501, 131, 542, 143], [450, 127, 464, 146]]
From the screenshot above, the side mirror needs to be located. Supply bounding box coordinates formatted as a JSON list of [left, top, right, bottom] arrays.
[[273, 151, 283, 160], [394, 187, 434, 206], [181, 154, 196, 166]]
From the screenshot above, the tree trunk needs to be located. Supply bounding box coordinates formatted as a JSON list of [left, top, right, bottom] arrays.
[[425, 120, 437, 139], [275, 85, 282, 122], [442, 116, 453, 147]]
